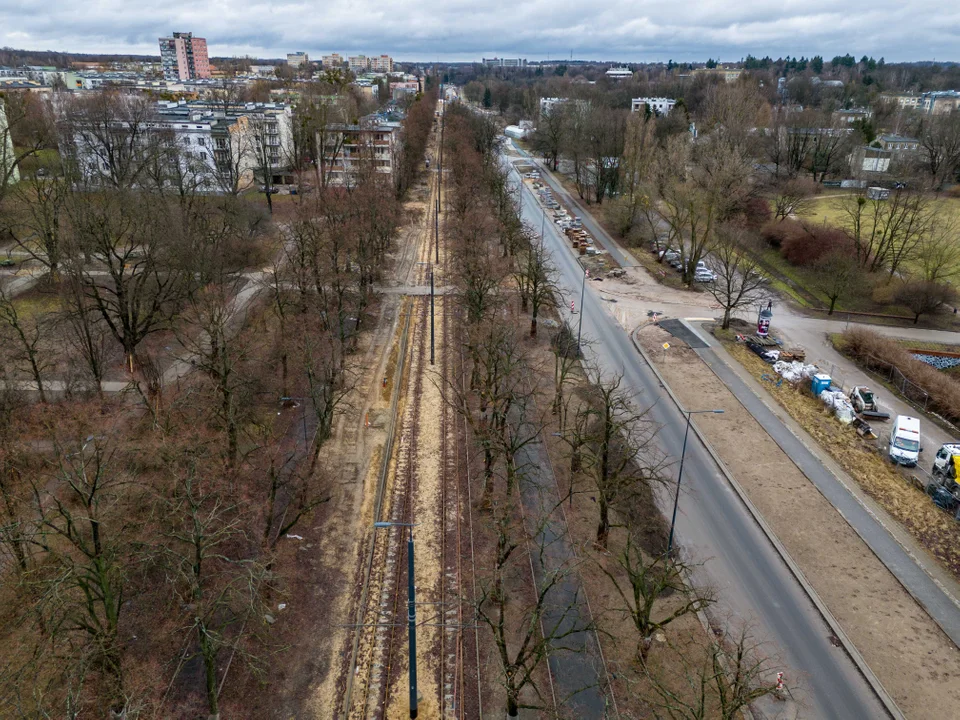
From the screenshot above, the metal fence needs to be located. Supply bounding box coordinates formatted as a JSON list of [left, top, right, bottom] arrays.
[[865, 354, 933, 412]]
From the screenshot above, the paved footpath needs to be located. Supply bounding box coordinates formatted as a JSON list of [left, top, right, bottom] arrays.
[[515, 431, 612, 719], [681, 319, 960, 648]]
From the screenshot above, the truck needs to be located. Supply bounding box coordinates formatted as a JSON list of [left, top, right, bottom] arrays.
[[928, 444, 960, 513], [888, 415, 922, 467]]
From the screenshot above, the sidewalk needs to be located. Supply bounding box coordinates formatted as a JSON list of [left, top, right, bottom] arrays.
[[688, 320, 960, 646], [516, 433, 610, 719]]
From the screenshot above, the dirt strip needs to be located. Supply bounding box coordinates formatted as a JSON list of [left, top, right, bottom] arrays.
[[637, 324, 960, 720]]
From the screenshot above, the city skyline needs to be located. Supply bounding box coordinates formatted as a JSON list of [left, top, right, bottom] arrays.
[[3, 1, 960, 63]]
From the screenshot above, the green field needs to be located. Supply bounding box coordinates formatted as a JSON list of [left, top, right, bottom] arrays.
[[799, 193, 960, 230]]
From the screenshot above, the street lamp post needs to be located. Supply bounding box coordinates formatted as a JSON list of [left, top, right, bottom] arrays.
[[373, 521, 419, 719], [667, 409, 724, 555], [576, 261, 587, 353], [575, 262, 644, 356]]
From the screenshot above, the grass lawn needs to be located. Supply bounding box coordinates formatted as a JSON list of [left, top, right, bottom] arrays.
[[799, 193, 960, 234]]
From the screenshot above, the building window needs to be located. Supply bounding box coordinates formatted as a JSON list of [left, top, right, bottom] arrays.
[[198, 137, 205, 146]]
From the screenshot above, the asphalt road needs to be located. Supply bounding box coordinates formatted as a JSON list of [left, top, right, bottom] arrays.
[[505, 149, 890, 720]]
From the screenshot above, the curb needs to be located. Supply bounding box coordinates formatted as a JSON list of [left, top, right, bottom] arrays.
[[630, 327, 905, 720], [699, 329, 960, 640]]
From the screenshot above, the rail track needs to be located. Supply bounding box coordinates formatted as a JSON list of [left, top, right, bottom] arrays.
[[339, 114, 478, 719]]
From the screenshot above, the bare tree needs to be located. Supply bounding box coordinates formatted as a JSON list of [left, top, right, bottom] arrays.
[[60, 277, 112, 397], [644, 624, 783, 720], [0, 386, 30, 572], [249, 115, 279, 214], [915, 216, 960, 284], [7, 172, 67, 282], [476, 502, 592, 718], [916, 110, 960, 189], [770, 177, 817, 222], [704, 227, 769, 329], [532, 103, 567, 172], [175, 281, 250, 466], [811, 250, 864, 315], [60, 91, 158, 189], [597, 535, 712, 664], [65, 190, 190, 372], [896, 279, 958, 324], [573, 373, 665, 549], [808, 124, 852, 183], [0, 93, 54, 204], [658, 184, 717, 285], [159, 456, 268, 719], [0, 284, 52, 402], [32, 437, 129, 713], [514, 233, 558, 336], [840, 188, 931, 274]]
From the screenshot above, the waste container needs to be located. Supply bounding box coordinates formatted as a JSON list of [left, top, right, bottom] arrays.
[[811, 373, 831, 395]]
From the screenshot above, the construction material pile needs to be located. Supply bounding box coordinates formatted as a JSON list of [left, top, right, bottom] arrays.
[[772, 360, 819, 384], [819, 389, 856, 424], [912, 353, 960, 371]]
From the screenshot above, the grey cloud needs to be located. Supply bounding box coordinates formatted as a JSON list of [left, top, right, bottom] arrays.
[[1, 0, 958, 61]]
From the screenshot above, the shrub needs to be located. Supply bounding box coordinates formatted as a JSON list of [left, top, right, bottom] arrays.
[[739, 196, 773, 230], [840, 328, 960, 424], [760, 218, 803, 248], [871, 280, 899, 305], [780, 224, 852, 266]]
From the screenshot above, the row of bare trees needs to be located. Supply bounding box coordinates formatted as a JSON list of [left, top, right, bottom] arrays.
[[442, 101, 782, 717]]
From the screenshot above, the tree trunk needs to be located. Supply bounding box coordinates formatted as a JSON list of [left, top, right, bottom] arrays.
[[507, 690, 520, 718], [828, 296, 838, 315], [722, 307, 732, 330], [200, 624, 220, 717], [596, 495, 609, 549]]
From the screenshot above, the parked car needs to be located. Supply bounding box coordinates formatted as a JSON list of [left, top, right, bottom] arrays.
[[694, 269, 717, 283], [659, 248, 680, 261]]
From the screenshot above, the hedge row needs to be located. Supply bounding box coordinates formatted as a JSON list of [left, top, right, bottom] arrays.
[[839, 328, 960, 425]]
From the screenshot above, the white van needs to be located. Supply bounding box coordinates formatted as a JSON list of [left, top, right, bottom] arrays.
[[889, 415, 922, 467]]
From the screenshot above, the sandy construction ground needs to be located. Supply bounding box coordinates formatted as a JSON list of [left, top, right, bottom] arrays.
[[637, 324, 960, 719]]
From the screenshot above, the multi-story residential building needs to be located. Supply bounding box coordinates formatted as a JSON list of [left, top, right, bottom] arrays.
[[877, 134, 920, 154], [321, 53, 345, 68], [369, 55, 394, 73], [833, 107, 873, 124], [349, 56, 370, 73], [287, 52, 309, 68], [159, 32, 211, 81], [482, 57, 527, 69], [538, 97, 590, 116], [605, 67, 633, 80], [65, 99, 293, 191], [390, 81, 419, 101], [320, 118, 402, 187], [631, 97, 676, 115], [880, 92, 922, 110], [1, 98, 20, 186], [919, 90, 960, 115]]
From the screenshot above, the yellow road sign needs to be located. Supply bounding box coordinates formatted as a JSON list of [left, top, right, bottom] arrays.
[[662, 342, 670, 350]]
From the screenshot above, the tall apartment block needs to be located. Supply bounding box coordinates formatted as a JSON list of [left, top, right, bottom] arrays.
[[159, 32, 211, 81], [287, 52, 309, 67]]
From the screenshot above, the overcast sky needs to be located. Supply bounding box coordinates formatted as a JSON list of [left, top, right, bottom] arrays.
[[3, 1, 959, 62]]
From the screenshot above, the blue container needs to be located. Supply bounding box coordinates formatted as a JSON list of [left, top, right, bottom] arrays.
[[811, 373, 831, 395]]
